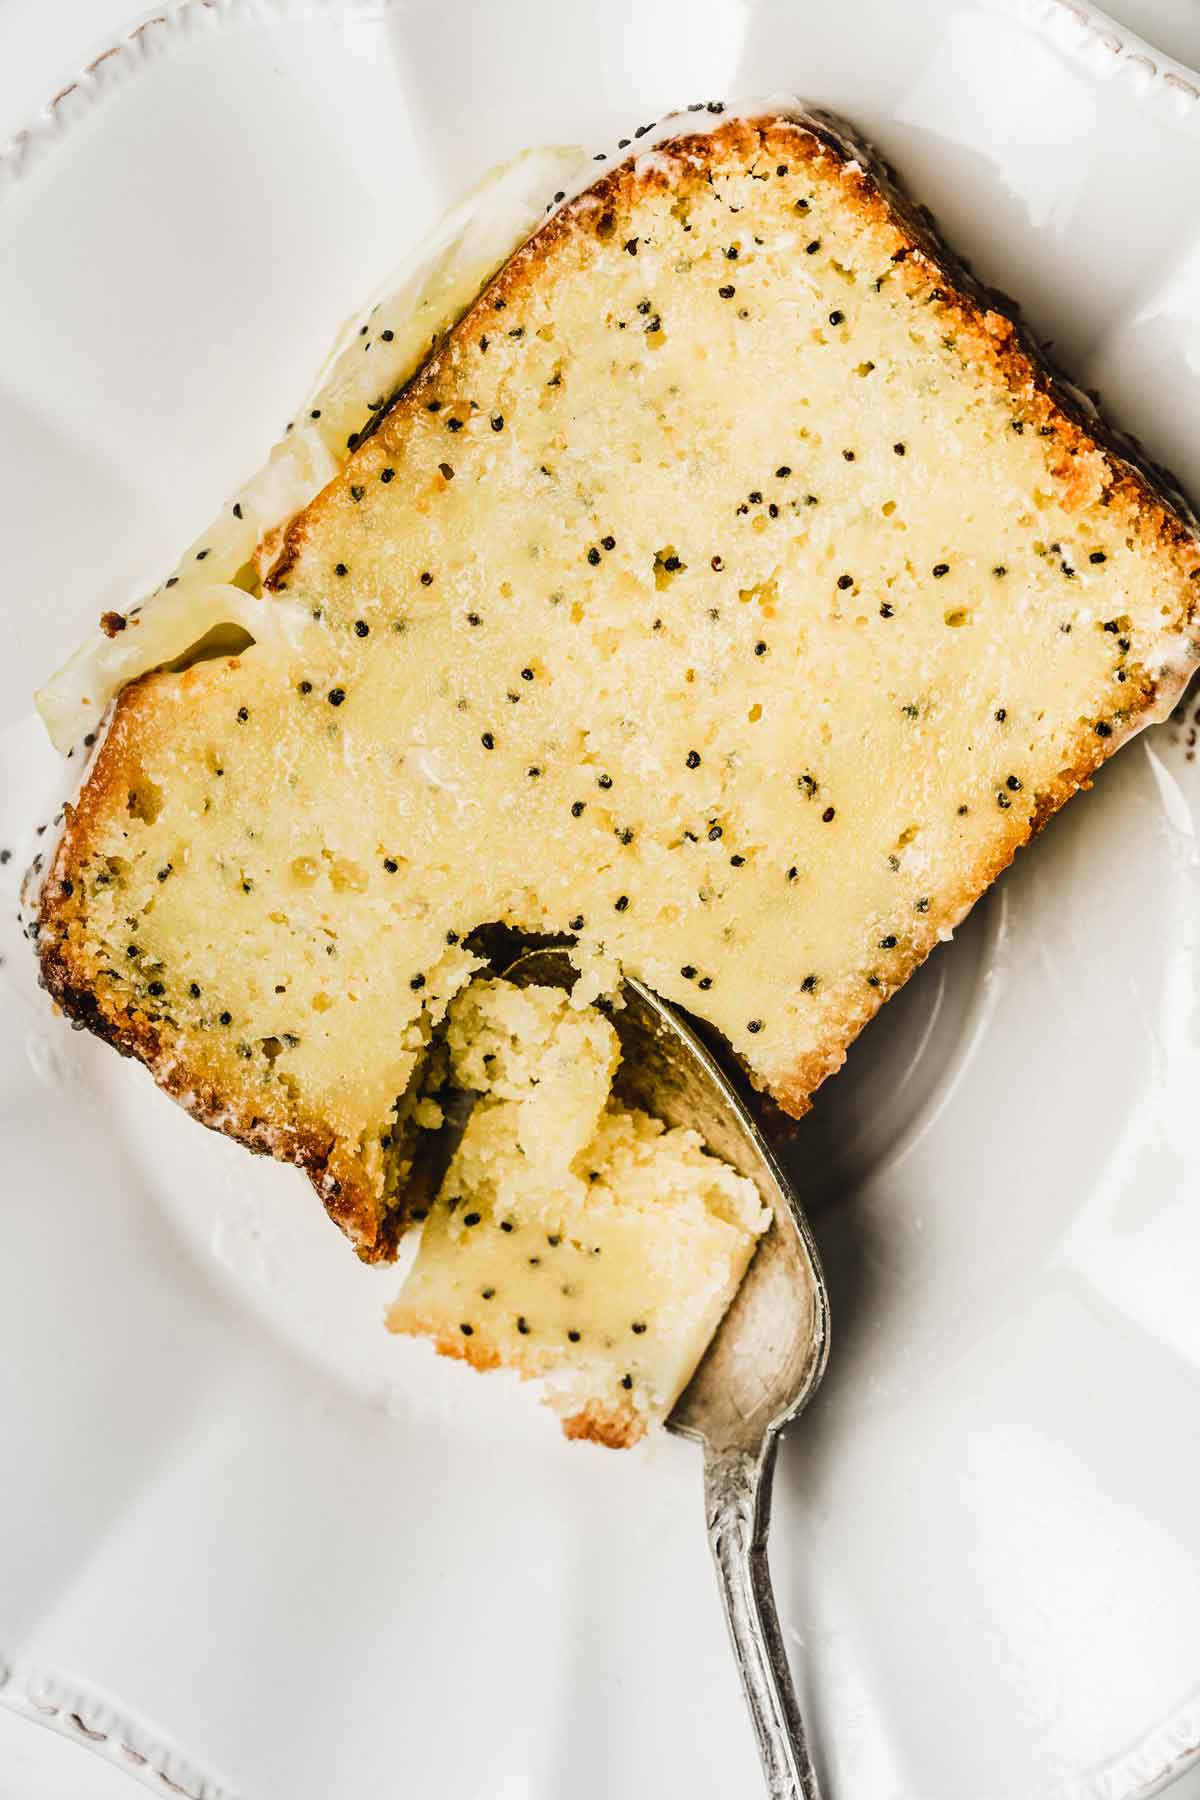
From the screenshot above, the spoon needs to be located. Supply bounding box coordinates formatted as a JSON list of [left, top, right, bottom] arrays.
[[502, 946, 831, 1799]]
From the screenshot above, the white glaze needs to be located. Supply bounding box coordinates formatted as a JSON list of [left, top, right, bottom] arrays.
[[33, 144, 584, 756]]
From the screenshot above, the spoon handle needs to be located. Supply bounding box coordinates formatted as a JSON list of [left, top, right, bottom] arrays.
[[704, 1440, 822, 1800]]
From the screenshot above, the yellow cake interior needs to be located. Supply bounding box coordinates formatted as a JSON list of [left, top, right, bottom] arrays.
[[387, 976, 768, 1445]]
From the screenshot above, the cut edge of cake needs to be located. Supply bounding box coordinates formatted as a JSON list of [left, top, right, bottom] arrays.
[[383, 976, 769, 1447]]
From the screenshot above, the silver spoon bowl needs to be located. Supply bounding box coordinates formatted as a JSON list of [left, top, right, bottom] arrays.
[[503, 947, 831, 1800]]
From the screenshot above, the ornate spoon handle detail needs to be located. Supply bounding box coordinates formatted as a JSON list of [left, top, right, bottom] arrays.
[[704, 1441, 822, 1800]]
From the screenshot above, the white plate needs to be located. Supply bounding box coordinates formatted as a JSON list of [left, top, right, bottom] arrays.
[[3, 3, 1200, 1796]]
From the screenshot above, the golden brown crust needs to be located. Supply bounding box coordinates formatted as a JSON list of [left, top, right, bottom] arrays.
[[40, 108, 1200, 1258], [36, 665, 396, 1255], [560, 1403, 645, 1449], [399, 1318, 505, 1374], [390, 1312, 644, 1445]]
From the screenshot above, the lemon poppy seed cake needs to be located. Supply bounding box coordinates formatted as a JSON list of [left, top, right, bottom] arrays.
[[386, 976, 768, 1446], [38, 105, 1200, 1316]]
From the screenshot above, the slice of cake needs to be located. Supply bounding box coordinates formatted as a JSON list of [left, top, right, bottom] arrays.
[[387, 977, 768, 1446], [37, 107, 1200, 1270], [440, 975, 620, 1171]]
